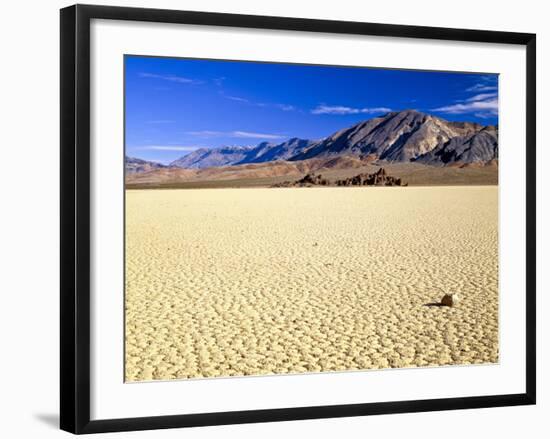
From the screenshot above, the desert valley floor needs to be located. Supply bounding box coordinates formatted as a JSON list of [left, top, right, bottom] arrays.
[[125, 186, 498, 382]]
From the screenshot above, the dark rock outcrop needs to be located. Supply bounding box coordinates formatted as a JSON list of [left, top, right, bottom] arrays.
[[272, 168, 406, 188], [272, 173, 330, 187], [335, 168, 406, 187]]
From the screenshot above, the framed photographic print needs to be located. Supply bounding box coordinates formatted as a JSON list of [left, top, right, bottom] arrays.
[[60, 4, 536, 434]]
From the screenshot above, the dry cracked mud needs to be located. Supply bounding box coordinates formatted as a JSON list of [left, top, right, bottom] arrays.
[[125, 186, 498, 381]]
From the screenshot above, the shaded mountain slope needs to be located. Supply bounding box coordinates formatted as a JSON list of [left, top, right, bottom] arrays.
[[414, 126, 498, 166], [289, 110, 486, 163]]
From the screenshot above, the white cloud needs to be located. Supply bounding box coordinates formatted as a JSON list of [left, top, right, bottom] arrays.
[[186, 130, 285, 140], [224, 95, 250, 103], [473, 112, 496, 119], [432, 78, 498, 117], [311, 105, 392, 115], [432, 97, 498, 115], [464, 92, 498, 102], [232, 131, 285, 139], [139, 72, 202, 85], [220, 92, 295, 112], [466, 83, 498, 92]]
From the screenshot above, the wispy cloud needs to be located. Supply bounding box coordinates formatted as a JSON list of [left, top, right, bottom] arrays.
[[466, 83, 498, 92], [433, 85, 498, 117], [139, 72, 203, 85], [232, 131, 285, 139], [136, 145, 203, 152], [432, 76, 498, 118], [311, 105, 391, 115], [187, 130, 285, 140], [432, 98, 498, 115], [220, 92, 295, 112], [464, 92, 498, 102], [474, 112, 495, 119], [224, 95, 250, 103], [465, 75, 498, 93]]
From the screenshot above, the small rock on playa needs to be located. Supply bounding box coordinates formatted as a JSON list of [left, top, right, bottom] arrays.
[[441, 293, 459, 307]]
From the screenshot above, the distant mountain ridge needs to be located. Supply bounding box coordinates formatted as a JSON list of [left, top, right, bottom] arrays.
[[127, 110, 498, 173], [169, 146, 251, 169], [168, 138, 316, 169], [237, 138, 316, 165], [125, 156, 167, 174]]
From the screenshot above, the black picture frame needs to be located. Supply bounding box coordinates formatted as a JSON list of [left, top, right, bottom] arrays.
[[60, 4, 536, 434]]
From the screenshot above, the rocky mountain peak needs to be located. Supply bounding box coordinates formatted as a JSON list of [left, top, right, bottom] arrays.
[[289, 110, 496, 164]]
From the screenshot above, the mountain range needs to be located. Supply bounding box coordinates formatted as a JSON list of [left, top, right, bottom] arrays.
[[125, 156, 167, 174], [169, 138, 316, 169], [127, 110, 498, 174]]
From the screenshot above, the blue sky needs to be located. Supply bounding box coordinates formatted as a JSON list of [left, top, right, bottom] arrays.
[[125, 56, 498, 164]]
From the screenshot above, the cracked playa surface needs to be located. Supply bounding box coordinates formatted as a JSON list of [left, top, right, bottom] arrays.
[[125, 186, 498, 382]]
